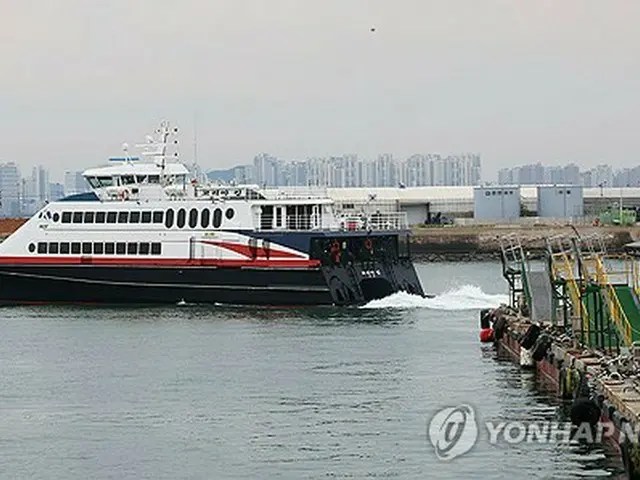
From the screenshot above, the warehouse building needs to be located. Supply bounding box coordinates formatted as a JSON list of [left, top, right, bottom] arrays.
[[473, 186, 521, 221], [536, 185, 584, 218]]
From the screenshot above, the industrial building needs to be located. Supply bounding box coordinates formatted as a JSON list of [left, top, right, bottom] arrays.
[[318, 185, 640, 226], [473, 186, 521, 221], [536, 185, 584, 218]]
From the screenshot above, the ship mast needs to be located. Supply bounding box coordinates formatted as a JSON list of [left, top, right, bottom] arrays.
[[136, 121, 179, 185]]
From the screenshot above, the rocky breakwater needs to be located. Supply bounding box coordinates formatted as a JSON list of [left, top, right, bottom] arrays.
[[410, 224, 640, 261]]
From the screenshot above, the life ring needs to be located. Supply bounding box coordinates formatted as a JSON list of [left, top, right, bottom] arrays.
[[118, 189, 130, 201], [364, 238, 373, 250]]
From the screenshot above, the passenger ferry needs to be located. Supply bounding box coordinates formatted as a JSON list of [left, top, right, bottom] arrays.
[[0, 122, 425, 306]]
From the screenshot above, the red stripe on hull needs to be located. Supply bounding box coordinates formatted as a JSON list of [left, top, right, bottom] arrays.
[[0, 256, 320, 268], [200, 240, 305, 259]]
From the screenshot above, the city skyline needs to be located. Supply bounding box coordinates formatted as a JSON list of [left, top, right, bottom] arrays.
[[1, 149, 638, 186], [2, 1, 639, 178]]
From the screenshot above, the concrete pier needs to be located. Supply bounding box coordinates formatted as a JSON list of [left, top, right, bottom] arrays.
[[488, 232, 640, 478]]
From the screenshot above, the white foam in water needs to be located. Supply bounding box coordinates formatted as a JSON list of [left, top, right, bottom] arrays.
[[361, 285, 509, 310]]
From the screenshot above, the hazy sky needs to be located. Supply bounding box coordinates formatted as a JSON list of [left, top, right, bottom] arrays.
[[2, 0, 639, 181]]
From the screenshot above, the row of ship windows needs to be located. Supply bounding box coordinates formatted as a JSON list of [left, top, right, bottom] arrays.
[[28, 242, 162, 255], [52, 207, 236, 229]]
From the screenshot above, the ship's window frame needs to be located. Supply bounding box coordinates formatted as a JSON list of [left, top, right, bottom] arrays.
[[105, 242, 115, 255], [148, 175, 160, 184], [48, 242, 59, 254], [151, 242, 161, 255], [165, 209, 174, 228], [116, 242, 126, 254], [28, 243, 35, 253], [61, 212, 71, 223], [97, 176, 114, 187], [72, 212, 83, 223], [213, 208, 222, 228], [37, 242, 47, 254], [52, 212, 60, 222], [139, 242, 150, 255], [87, 177, 100, 189], [188, 208, 198, 228], [106, 212, 117, 224], [95, 212, 106, 223], [201, 208, 210, 228], [127, 243, 138, 255], [71, 242, 81, 254], [117, 211, 129, 223], [93, 242, 104, 254], [60, 242, 70, 254], [121, 175, 136, 186], [177, 208, 186, 228], [129, 211, 141, 223], [141, 211, 152, 224], [225, 208, 235, 220], [84, 212, 95, 223], [152, 211, 163, 224], [82, 242, 92, 255], [136, 175, 148, 184]]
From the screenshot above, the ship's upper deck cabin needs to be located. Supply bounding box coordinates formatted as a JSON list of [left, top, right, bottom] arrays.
[[72, 122, 408, 232]]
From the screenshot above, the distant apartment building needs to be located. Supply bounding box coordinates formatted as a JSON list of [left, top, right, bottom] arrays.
[[49, 182, 65, 201], [499, 162, 584, 186], [253, 153, 280, 187], [0, 162, 21, 217], [64, 170, 88, 196], [226, 152, 482, 188]]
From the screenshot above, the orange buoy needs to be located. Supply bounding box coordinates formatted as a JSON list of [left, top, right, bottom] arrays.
[[480, 328, 494, 343]]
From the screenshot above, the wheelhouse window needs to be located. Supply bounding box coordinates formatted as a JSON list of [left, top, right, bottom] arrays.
[[120, 175, 136, 185], [97, 176, 114, 187], [86, 177, 100, 189]]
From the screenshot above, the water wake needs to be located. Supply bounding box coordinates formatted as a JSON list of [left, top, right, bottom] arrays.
[[360, 285, 508, 310]]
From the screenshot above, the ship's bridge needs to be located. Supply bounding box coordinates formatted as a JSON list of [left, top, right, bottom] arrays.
[[83, 161, 190, 201]]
